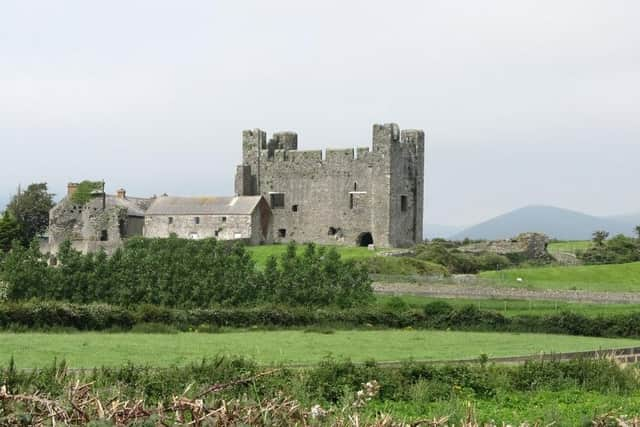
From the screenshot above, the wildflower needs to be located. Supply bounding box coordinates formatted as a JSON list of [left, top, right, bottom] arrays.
[[310, 404, 326, 419]]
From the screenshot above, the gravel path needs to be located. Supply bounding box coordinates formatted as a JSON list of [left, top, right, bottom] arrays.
[[373, 282, 640, 304]]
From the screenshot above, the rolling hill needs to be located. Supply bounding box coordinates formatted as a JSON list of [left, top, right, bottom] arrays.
[[451, 205, 638, 241]]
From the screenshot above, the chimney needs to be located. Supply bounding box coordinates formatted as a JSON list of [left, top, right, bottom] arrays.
[[67, 182, 79, 197], [116, 188, 126, 199]]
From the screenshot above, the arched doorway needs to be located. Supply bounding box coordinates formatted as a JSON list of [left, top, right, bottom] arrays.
[[356, 232, 374, 247]]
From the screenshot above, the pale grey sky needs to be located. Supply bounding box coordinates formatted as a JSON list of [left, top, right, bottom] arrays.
[[1, 0, 639, 226]]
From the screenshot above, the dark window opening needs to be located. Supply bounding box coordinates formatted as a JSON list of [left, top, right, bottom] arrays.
[[100, 230, 108, 241], [215, 229, 220, 237], [401, 195, 408, 212], [194, 217, 200, 225], [278, 228, 287, 238], [222, 216, 227, 222], [349, 194, 354, 209], [270, 193, 285, 209], [356, 232, 374, 247], [119, 219, 126, 237], [354, 182, 357, 191], [292, 204, 298, 212], [328, 227, 342, 237], [168, 217, 174, 225]]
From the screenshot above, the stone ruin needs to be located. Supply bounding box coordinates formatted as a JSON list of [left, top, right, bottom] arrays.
[[457, 232, 551, 261]]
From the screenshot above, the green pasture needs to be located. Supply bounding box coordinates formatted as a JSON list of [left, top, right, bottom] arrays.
[[376, 294, 640, 317], [246, 244, 378, 268], [547, 240, 592, 254], [479, 262, 640, 292], [2, 330, 637, 368]]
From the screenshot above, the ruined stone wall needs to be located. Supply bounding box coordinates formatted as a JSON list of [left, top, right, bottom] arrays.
[[235, 123, 424, 248], [48, 196, 127, 255]]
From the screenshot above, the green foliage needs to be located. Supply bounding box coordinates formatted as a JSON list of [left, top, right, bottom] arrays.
[[6, 183, 54, 243], [423, 300, 454, 317], [579, 233, 640, 265], [4, 300, 640, 339], [592, 230, 610, 247], [1, 356, 639, 426], [0, 238, 372, 309], [69, 180, 104, 205], [0, 211, 22, 253], [415, 242, 512, 274], [357, 256, 448, 276]]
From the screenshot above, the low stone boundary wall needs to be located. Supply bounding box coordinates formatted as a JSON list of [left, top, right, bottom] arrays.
[[373, 282, 640, 304]]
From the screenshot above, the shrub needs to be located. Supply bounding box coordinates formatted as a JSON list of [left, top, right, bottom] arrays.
[[0, 239, 372, 309], [423, 300, 453, 317]]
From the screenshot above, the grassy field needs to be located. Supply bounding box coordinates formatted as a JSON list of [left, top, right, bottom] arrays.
[[2, 330, 638, 368], [247, 244, 378, 268], [376, 294, 640, 317], [479, 262, 640, 292], [547, 240, 592, 254]]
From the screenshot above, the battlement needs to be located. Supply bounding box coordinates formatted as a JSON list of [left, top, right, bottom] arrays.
[[242, 123, 421, 166]]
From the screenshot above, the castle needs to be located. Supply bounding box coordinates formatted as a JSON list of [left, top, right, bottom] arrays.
[[47, 123, 425, 254]]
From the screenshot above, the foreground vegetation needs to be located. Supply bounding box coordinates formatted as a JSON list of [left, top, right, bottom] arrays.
[[0, 239, 372, 308], [2, 357, 640, 425], [3, 330, 638, 368], [376, 294, 640, 317], [480, 261, 640, 292], [6, 300, 640, 339]]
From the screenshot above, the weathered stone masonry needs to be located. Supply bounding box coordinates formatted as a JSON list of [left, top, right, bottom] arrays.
[[235, 123, 425, 248]]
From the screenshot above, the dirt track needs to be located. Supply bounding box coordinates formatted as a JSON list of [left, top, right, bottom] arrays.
[[373, 282, 640, 304]]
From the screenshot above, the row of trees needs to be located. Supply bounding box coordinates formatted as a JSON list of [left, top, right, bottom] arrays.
[[0, 183, 55, 252], [0, 238, 372, 308], [580, 229, 640, 265]]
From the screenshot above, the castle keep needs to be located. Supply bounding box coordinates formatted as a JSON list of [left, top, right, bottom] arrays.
[[48, 123, 425, 253], [235, 123, 424, 248]]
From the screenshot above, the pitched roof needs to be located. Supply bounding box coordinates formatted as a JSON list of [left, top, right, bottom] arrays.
[[146, 196, 264, 216], [105, 195, 150, 217]]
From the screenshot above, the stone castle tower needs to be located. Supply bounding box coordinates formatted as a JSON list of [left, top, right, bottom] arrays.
[[235, 123, 424, 248]]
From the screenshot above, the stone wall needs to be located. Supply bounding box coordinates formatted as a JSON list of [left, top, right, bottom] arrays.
[[235, 123, 424, 248], [144, 211, 270, 245], [458, 232, 551, 261]]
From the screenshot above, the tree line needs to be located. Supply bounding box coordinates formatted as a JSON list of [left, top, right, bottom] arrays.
[[0, 238, 372, 308]]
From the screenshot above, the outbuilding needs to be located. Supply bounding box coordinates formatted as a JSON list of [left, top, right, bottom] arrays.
[[144, 195, 272, 244]]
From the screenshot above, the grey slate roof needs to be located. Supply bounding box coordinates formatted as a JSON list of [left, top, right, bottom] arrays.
[[146, 196, 263, 216]]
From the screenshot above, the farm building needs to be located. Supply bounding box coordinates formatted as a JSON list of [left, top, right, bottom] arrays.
[[143, 195, 272, 244], [47, 184, 151, 255]]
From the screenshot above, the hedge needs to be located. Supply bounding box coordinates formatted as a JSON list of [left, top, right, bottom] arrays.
[[2, 301, 640, 338]]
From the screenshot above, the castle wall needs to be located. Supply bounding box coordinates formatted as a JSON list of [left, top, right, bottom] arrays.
[[235, 123, 425, 248]]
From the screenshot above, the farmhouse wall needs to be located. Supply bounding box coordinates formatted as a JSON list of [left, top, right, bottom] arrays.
[[144, 214, 252, 241]]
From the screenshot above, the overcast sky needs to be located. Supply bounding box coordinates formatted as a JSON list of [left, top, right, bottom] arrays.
[[1, 0, 639, 226]]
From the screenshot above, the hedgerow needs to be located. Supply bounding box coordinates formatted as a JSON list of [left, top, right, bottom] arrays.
[[2, 301, 640, 338], [0, 238, 372, 309]]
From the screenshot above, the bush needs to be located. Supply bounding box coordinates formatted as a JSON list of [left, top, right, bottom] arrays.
[[579, 234, 640, 265], [0, 239, 372, 309], [423, 300, 453, 317], [3, 301, 640, 339], [357, 256, 448, 276]]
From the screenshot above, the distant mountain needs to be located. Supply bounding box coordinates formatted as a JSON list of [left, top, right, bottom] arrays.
[[451, 205, 638, 241], [606, 212, 640, 227], [424, 224, 466, 239]]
